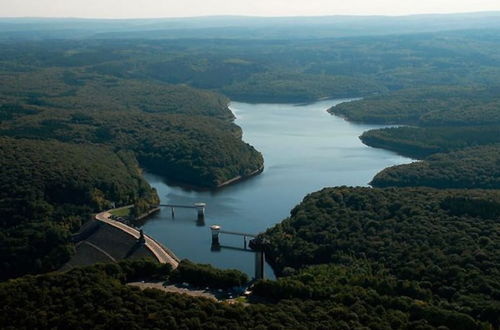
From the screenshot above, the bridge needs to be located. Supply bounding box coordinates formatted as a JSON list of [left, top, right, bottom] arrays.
[[210, 225, 265, 280], [95, 211, 180, 269], [159, 203, 206, 220]]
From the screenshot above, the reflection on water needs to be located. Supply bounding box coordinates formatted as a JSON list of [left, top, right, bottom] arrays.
[[142, 99, 413, 278]]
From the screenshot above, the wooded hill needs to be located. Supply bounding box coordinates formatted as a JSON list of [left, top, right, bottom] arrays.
[[262, 186, 500, 328], [0, 68, 264, 188], [1, 21, 500, 330], [0, 137, 159, 280], [328, 86, 500, 189], [1, 257, 495, 329], [330, 86, 500, 126], [0, 61, 263, 281], [3, 28, 500, 103], [371, 144, 500, 189], [360, 125, 500, 159]]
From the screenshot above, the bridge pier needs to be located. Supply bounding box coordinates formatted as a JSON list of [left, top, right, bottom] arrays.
[[195, 203, 206, 221], [209, 225, 266, 279], [159, 202, 206, 221], [210, 225, 220, 247], [249, 237, 269, 280], [255, 251, 265, 280]]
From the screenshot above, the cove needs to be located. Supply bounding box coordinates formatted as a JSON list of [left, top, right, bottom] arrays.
[[142, 99, 413, 277]]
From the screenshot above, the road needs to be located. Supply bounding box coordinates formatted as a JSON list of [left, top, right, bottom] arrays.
[[95, 211, 179, 269]]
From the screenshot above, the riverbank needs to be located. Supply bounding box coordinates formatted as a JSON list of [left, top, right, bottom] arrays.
[[217, 166, 264, 188], [141, 100, 412, 277]]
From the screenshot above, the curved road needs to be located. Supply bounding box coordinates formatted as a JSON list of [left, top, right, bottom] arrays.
[[95, 211, 179, 269]]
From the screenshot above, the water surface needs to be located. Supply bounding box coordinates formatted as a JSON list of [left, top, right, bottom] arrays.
[[143, 99, 412, 277]]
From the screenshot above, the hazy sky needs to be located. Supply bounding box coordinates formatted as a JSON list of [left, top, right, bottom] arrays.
[[1, 0, 499, 18]]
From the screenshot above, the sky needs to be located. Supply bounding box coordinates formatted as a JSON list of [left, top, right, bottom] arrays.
[[0, 0, 499, 18]]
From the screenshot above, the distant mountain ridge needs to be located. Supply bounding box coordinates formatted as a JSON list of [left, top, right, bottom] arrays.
[[2, 12, 500, 40]]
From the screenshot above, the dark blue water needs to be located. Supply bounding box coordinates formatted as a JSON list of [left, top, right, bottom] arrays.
[[142, 100, 412, 278]]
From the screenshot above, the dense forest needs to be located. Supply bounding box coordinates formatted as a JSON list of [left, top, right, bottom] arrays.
[[330, 86, 500, 126], [2, 258, 496, 329], [1, 16, 500, 330], [0, 59, 263, 282], [253, 263, 490, 330], [371, 145, 500, 189], [0, 137, 159, 280], [360, 125, 500, 159], [170, 260, 249, 289], [331, 86, 500, 186], [0, 67, 264, 188], [3, 28, 500, 103], [262, 186, 500, 328]]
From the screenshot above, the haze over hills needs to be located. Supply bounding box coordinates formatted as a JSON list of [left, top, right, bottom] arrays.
[[2, 11, 500, 40]]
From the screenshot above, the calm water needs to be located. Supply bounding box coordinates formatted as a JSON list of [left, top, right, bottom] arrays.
[[142, 99, 412, 278]]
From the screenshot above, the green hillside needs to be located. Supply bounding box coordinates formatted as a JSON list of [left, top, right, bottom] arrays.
[[0, 137, 158, 280], [371, 145, 500, 189], [0, 68, 263, 188], [263, 187, 500, 327]]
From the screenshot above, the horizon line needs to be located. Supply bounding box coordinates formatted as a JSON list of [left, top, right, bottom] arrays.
[[1, 10, 500, 21]]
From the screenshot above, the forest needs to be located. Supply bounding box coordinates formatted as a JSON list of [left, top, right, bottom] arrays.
[[1, 17, 500, 330], [262, 186, 500, 328], [331, 86, 500, 186], [371, 145, 500, 189], [1, 257, 496, 329], [0, 137, 159, 280], [3, 28, 500, 103], [330, 86, 500, 126], [0, 68, 264, 188], [359, 122, 500, 190], [360, 125, 500, 159], [170, 259, 249, 289]]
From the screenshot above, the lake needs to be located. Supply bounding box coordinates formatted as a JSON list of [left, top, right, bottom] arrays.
[[142, 99, 413, 278]]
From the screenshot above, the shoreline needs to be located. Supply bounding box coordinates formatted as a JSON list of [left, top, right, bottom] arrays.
[[144, 165, 265, 192], [216, 166, 264, 188], [136, 207, 161, 221]]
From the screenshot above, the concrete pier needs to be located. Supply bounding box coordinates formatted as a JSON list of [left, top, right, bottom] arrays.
[[195, 203, 206, 220], [249, 237, 269, 280], [254, 251, 265, 280], [210, 225, 221, 246], [209, 225, 265, 279]]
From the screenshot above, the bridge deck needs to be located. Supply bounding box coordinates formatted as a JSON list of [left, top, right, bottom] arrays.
[[219, 230, 256, 237], [159, 204, 199, 209]]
